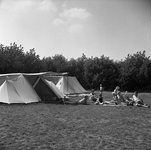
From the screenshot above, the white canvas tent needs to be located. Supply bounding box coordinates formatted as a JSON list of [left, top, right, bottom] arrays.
[[56, 76, 87, 95], [0, 72, 86, 103], [0, 72, 65, 104], [0, 75, 40, 104]]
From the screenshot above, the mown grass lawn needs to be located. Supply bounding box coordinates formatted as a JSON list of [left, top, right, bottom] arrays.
[[0, 92, 151, 150]]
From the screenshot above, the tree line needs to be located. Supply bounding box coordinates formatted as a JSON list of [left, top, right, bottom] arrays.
[[0, 43, 151, 92]]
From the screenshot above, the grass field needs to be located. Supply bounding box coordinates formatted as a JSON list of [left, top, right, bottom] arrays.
[[0, 92, 151, 150]]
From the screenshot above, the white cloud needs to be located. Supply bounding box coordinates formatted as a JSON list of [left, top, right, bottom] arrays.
[[68, 24, 83, 33], [0, 0, 33, 12], [52, 7, 91, 33], [38, 0, 57, 11], [53, 18, 67, 25], [0, 0, 57, 13], [60, 8, 91, 20]]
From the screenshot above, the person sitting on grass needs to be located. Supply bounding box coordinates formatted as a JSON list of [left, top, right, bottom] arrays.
[[116, 91, 126, 104], [123, 91, 134, 106], [111, 86, 120, 104], [110, 87, 127, 105], [132, 91, 150, 108], [94, 93, 103, 105], [90, 89, 98, 103], [95, 84, 104, 105]]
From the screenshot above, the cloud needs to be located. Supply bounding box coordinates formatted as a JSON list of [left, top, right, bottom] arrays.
[[0, 0, 57, 13], [0, 0, 33, 12], [68, 24, 83, 33], [60, 8, 91, 20], [53, 18, 67, 25], [52, 7, 91, 34], [38, 0, 57, 11]]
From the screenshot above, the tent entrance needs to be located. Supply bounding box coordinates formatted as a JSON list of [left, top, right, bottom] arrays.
[[34, 78, 59, 102]]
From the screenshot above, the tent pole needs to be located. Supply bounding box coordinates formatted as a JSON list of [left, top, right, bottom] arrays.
[[67, 73, 68, 95], [33, 77, 40, 88], [62, 96, 66, 105]]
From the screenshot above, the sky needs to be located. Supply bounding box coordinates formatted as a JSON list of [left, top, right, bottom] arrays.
[[0, 0, 151, 60]]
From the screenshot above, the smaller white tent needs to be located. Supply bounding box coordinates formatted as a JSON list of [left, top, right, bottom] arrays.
[[0, 75, 40, 104], [56, 76, 87, 95]]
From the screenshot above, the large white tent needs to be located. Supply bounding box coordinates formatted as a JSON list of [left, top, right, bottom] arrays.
[[0, 72, 65, 104], [0, 75, 40, 104], [0, 72, 86, 103]]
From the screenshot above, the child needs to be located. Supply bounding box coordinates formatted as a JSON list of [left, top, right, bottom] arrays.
[[123, 91, 134, 106], [100, 84, 103, 93], [90, 89, 97, 102], [132, 91, 150, 107], [99, 84, 103, 103], [94, 93, 103, 105], [116, 91, 125, 104], [112, 86, 120, 104]]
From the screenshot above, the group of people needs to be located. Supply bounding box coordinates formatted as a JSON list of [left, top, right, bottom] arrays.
[[111, 86, 150, 107], [77, 84, 103, 105], [77, 84, 150, 108]]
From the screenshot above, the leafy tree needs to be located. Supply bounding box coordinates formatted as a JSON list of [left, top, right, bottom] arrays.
[[23, 49, 42, 73], [120, 51, 150, 91], [84, 55, 119, 90], [67, 58, 77, 76], [75, 54, 87, 87], [0, 43, 25, 73], [51, 54, 68, 72], [41, 57, 54, 72]]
